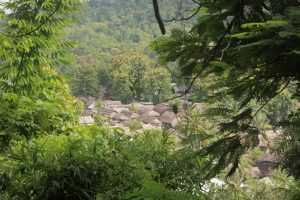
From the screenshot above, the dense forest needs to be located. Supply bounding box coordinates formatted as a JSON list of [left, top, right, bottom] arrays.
[[0, 0, 300, 199], [62, 0, 195, 102]]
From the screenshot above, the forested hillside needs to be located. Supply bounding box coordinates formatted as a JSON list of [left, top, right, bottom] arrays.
[[66, 0, 161, 61], [61, 0, 194, 100], [65, 0, 188, 61]]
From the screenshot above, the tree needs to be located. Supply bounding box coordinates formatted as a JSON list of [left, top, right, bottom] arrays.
[[72, 65, 99, 97], [110, 69, 135, 103], [109, 52, 152, 102], [0, 69, 79, 149], [142, 67, 172, 103], [109, 52, 172, 103], [152, 0, 300, 178], [0, 0, 81, 147], [0, 0, 81, 95]]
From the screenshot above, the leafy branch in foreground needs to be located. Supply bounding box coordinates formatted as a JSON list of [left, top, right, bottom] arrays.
[[0, 0, 81, 94], [0, 0, 81, 147], [152, 0, 300, 178]]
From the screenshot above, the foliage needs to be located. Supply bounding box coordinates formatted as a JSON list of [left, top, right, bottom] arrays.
[[0, 126, 147, 199], [127, 129, 175, 174], [0, 0, 216, 199], [63, 0, 183, 66], [0, 0, 81, 147], [264, 90, 297, 126], [0, 125, 213, 199], [209, 169, 300, 200], [203, 148, 300, 200], [153, 0, 300, 178], [109, 52, 172, 103], [95, 99, 104, 109], [129, 103, 138, 113], [168, 99, 181, 114], [282, 142, 300, 180], [0, 0, 81, 95], [110, 69, 135, 103], [0, 91, 78, 149], [125, 120, 142, 131], [192, 75, 218, 102], [178, 103, 214, 149], [142, 67, 172, 103], [125, 180, 204, 200], [60, 0, 186, 101], [1, 0, 300, 199], [109, 52, 151, 103], [72, 65, 99, 97], [93, 114, 108, 127], [128, 129, 208, 194], [276, 111, 300, 179]]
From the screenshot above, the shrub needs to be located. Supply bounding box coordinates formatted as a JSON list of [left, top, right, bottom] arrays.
[[93, 114, 109, 127], [0, 93, 79, 149], [0, 126, 147, 199], [125, 120, 142, 131], [129, 103, 138, 113], [125, 180, 204, 200], [0, 127, 185, 199]]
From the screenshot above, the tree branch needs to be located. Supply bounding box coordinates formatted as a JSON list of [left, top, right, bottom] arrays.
[[152, 0, 166, 35], [13, 52, 25, 92], [0, 0, 62, 38], [164, 4, 201, 22], [157, 14, 241, 104], [250, 78, 292, 123]]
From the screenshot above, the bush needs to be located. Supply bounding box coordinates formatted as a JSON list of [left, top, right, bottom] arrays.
[[0, 127, 185, 199], [125, 180, 204, 200], [208, 169, 300, 200], [0, 126, 147, 199], [125, 120, 142, 131], [93, 114, 109, 127], [129, 103, 138, 113], [0, 93, 79, 149]]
